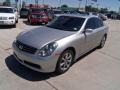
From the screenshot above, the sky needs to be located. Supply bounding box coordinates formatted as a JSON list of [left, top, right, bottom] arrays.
[[0, 0, 120, 12]]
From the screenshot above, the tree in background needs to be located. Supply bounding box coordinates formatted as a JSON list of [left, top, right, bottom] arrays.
[[100, 8, 108, 14], [61, 4, 69, 12], [3, 0, 11, 6]]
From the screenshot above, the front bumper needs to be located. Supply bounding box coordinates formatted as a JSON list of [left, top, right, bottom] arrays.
[[0, 20, 16, 25], [12, 42, 59, 73]]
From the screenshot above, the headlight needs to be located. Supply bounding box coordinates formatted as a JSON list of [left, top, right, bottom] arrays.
[[38, 42, 58, 57], [9, 17, 14, 19]]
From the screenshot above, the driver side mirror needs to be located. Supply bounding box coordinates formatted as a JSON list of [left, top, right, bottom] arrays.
[[83, 28, 93, 33]]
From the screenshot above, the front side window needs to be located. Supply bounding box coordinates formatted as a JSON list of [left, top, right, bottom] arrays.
[[47, 16, 85, 32], [85, 18, 96, 30], [94, 18, 104, 28], [0, 8, 13, 13], [85, 18, 104, 30]]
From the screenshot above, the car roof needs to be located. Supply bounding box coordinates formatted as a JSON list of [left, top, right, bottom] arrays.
[[57, 14, 98, 19], [0, 6, 14, 9]]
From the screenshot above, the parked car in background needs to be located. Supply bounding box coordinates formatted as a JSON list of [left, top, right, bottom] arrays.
[[111, 14, 117, 19], [106, 13, 112, 19], [53, 9, 63, 17], [53, 9, 63, 14], [117, 14, 120, 20], [98, 13, 108, 21], [88, 12, 98, 16], [20, 8, 29, 18], [13, 14, 108, 74], [0, 6, 18, 27], [28, 8, 54, 25]]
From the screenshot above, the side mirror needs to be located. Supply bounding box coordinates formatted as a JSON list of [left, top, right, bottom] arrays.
[[83, 28, 93, 33]]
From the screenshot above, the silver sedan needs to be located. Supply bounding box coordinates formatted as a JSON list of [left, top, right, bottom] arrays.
[[12, 14, 108, 74]]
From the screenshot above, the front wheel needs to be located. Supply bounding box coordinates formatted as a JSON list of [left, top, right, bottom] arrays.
[[12, 22, 16, 28], [56, 50, 74, 74], [16, 19, 18, 23]]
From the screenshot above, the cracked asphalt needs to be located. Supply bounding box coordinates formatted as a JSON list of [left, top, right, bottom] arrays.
[[0, 19, 120, 90]]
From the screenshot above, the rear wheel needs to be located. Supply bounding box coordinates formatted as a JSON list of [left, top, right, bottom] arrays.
[[56, 50, 74, 74]]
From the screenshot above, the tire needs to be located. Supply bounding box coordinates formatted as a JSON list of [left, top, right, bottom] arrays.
[[16, 19, 18, 23], [28, 18, 30, 22], [98, 35, 106, 49], [56, 50, 74, 74], [12, 24, 16, 28], [20, 15, 22, 18]]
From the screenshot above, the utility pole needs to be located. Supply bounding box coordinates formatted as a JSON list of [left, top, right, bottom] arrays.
[[91, 2, 94, 12], [59, 0, 61, 9], [78, 0, 82, 11], [20, 0, 22, 9], [43, 0, 44, 4], [97, 4, 99, 12], [85, 0, 88, 11]]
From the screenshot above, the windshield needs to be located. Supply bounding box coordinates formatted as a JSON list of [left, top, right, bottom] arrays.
[[47, 16, 85, 32], [0, 8, 14, 13], [31, 9, 45, 13], [21, 8, 28, 12]]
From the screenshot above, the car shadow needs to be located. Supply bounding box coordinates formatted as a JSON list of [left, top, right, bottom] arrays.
[[0, 25, 14, 29], [5, 48, 97, 81], [73, 48, 97, 65], [5, 55, 58, 81]]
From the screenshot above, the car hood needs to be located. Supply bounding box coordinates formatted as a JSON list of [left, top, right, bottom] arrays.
[[0, 13, 15, 17], [17, 26, 75, 49]]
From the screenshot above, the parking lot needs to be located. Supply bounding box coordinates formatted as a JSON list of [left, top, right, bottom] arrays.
[[0, 18, 120, 90]]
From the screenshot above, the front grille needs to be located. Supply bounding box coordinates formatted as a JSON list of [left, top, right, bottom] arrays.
[[16, 40, 37, 54], [0, 17, 7, 20], [34, 15, 41, 18]]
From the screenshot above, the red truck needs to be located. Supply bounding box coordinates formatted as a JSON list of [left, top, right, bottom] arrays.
[[27, 4, 54, 25]]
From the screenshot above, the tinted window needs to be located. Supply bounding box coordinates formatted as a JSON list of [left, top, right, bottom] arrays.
[[85, 18, 104, 30], [94, 18, 104, 28], [21, 8, 28, 12], [0, 8, 13, 13], [31, 9, 45, 13], [85, 18, 96, 29], [47, 16, 85, 32]]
